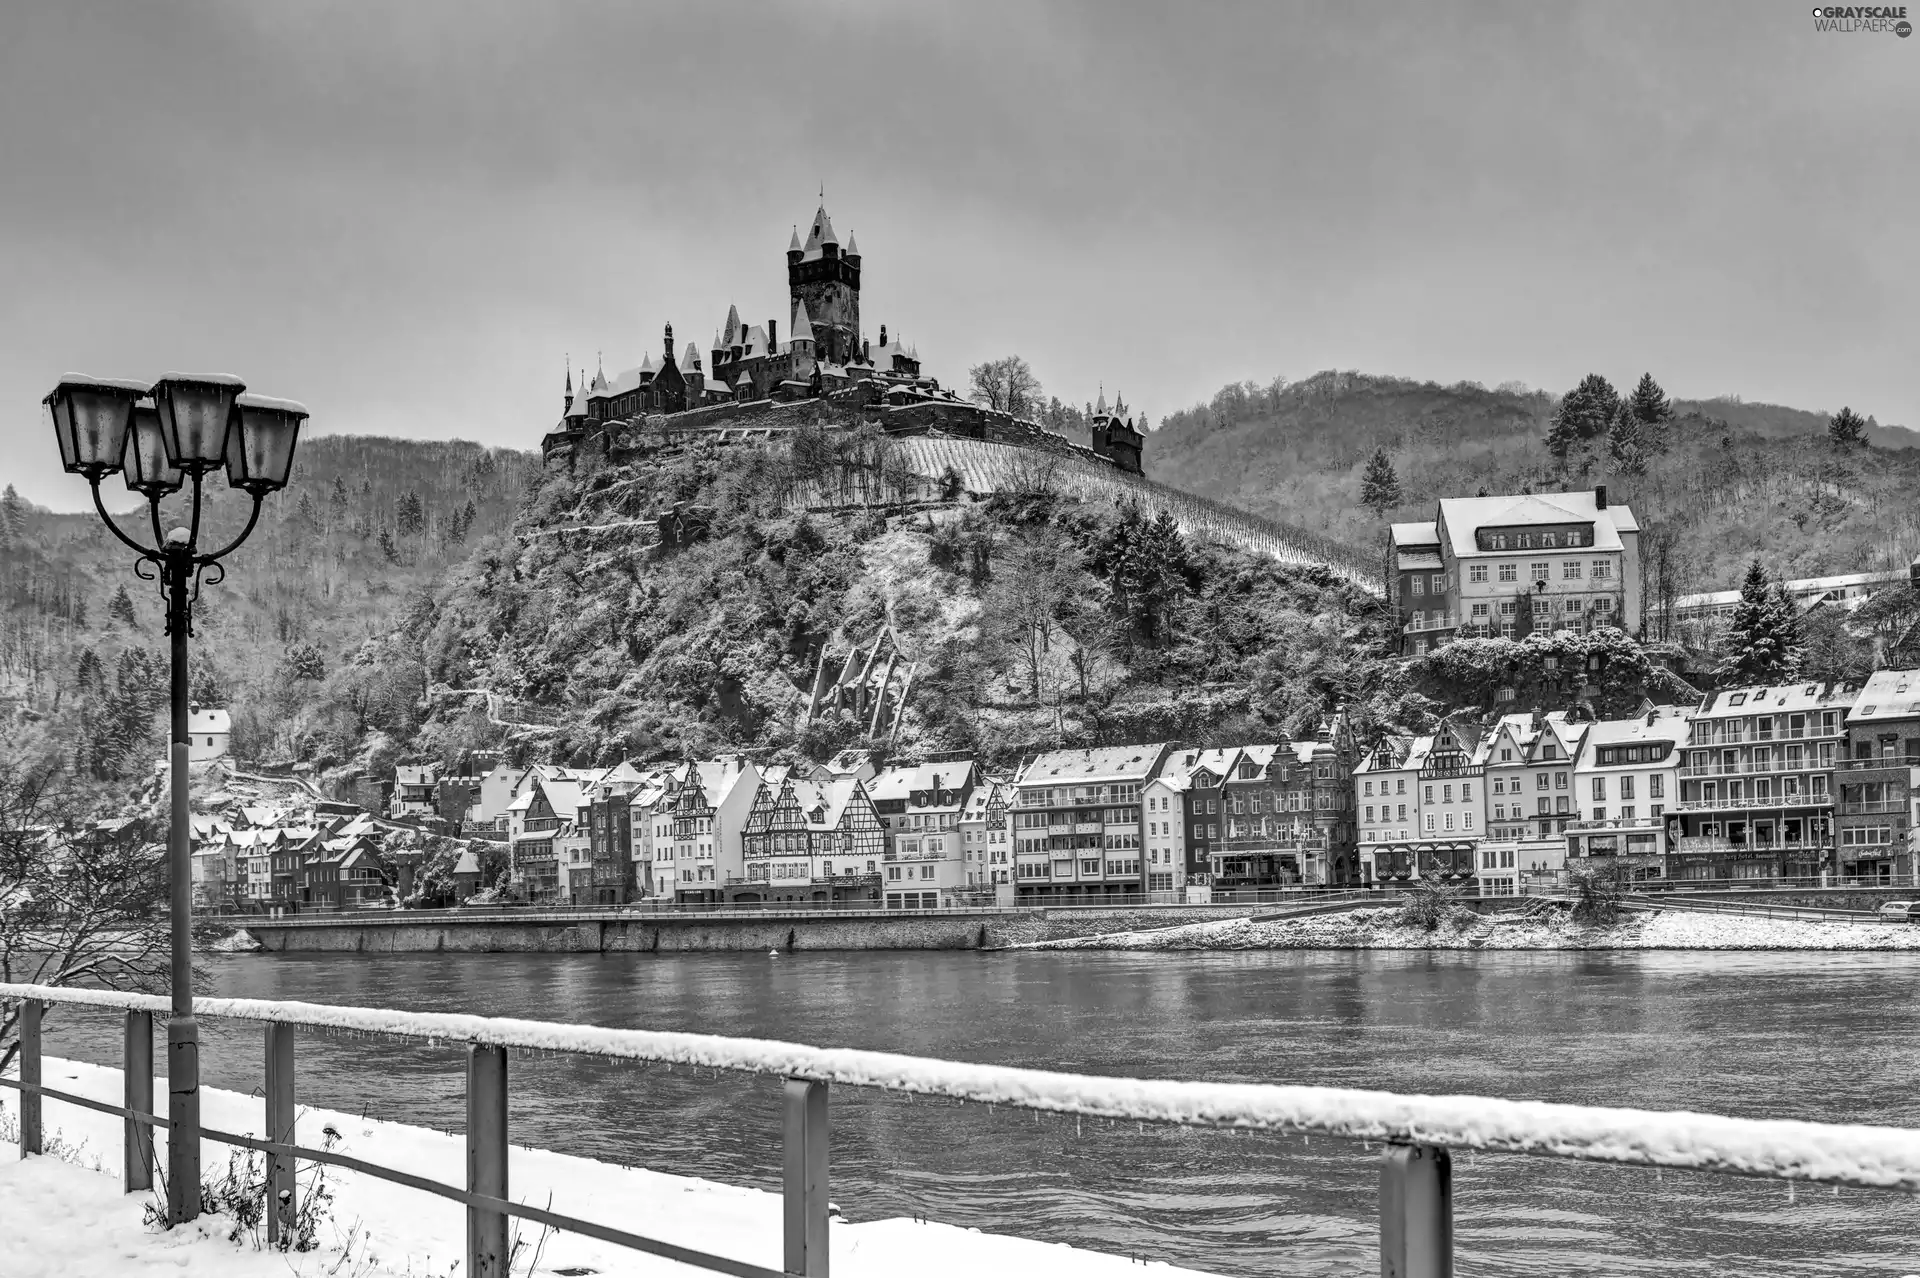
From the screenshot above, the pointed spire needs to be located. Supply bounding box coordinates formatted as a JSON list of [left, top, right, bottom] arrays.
[[724, 304, 741, 346], [564, 355, 572, 395], [1095, 383, 1107, 416], [844, 230, 860, 258], [790, 299, 814, 344], [788, 225, 803, 254]]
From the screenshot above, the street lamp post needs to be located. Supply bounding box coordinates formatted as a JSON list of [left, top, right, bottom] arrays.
[[45, 373, 305, 1224]]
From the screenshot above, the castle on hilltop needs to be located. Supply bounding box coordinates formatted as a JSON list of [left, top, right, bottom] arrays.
[[541, 200, 1146, 476]]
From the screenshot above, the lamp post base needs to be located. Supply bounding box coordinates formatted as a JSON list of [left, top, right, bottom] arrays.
[[166, 1014, 200, 1223]]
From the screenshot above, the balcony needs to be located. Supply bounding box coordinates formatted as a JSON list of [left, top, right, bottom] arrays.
[[1565, 817, 1665, 832], [1674, 837, 1828, 855], [1677, 794, 1830, 812], [1837, 800, 1907, 815], [1835, 756, 1920, 773], [1680, 759, 1820, 778], [1403, 614, 1458, 635]]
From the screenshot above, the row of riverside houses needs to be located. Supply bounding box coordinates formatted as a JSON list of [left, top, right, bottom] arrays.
[[188, 805, 412, 913], [422, 668, 1920, 908], [438, 719, 1363, 907], [1357, 669, 1920, 891]]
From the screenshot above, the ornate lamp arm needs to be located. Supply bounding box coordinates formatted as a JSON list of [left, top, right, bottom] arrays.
[[185, 471, 205, 555], [87, 477, 161, 563], [195, 491, 265, 566]]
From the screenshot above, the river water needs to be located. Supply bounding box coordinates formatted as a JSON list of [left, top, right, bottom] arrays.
[[35, 949, 1920, 1276]]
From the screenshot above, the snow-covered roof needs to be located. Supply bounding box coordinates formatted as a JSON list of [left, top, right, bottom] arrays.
[[789, 300, 813, 344], [1574, 709, 1688, 763], [1389, 522, 1441, 550], [189, 707, 231, 734], [1848, 669, 1920, 725], [682, 342, 703, 370], [787, 226, 802, 254], [1020, 744, 1168, 787], [1696, 681, 1853, 720], [800, 204, 839, 261], [843, 231, 860, 257], [452, 850, 481, 876], [1436, 490, 1639, 558]]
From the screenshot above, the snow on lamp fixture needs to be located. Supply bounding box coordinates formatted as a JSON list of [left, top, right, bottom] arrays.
[[226, 394, 307, 494], [123, 399, 185, 497], [46, 373, 148, 478], [150, 372, 246, 471]]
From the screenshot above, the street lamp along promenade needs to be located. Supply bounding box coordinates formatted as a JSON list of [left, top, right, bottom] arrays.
[[45, 372, 306, 1225]]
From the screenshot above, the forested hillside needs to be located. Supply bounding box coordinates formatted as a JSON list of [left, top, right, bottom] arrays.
[[1147, 371, 1920, 602], [0, 435, 533, 779]]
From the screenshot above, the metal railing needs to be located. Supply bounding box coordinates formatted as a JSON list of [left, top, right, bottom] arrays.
[[1674, 794, 1831, 812], [6, 983, 1920, 1278]]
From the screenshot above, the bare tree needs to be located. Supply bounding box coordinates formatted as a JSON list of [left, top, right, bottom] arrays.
[[0, 757, 171, 1074], [967, 355, 1043, 418]]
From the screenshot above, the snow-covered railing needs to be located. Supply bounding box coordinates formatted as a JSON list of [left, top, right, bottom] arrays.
[[5, 983, 1920, 1278]]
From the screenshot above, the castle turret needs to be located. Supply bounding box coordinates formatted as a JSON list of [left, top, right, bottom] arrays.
[[664, 322, 675, 365], [844, 231, 860, 263], [789, 201, 859, 366], [787, 225, 803, 268]]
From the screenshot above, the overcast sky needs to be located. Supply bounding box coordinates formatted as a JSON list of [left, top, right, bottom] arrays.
[[3, 1, 1914, 510]]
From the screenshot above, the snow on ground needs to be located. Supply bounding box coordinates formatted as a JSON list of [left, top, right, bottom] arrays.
[[2, 1058, 1222, 1278], [1030, 906, 1920, 951]]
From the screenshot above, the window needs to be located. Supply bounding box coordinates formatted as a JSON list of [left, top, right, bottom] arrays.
[[1424, 785, 1434, 803], [1462, 782, 1473, 801], [1563, 560, 1582, 579], [1591, 560, 1611, 580], [1396, 780, 1406, 794], [1442, 785, 1453, 803], [1530, 561, 1550, 582], [1425, 815, 1436, 832], [1537, 773, 1549, 790], [1431, 574, 1446, 592], [1469, 564, 1488, 583], [1443, 813, 1455, 831], [1364, 781, 1373, 797], [1494, 803, 1505, 820], [1397, 804, 1407, 820], [1621, 776, 1635, 800], [1463, 813, 1474, 830], [1365, 805, 1375, 822], [1498, 562, 1517, 583], [1592, 777, 1607, 800], [1410, 576, 1425, 596], [1471, 602, 1490, 619]]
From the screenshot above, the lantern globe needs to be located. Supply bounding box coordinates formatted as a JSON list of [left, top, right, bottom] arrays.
[[123, 400, 185, 498], [150, 373, 245, 472], [227, 394, 308, 494], [47, 374, 148, 478]]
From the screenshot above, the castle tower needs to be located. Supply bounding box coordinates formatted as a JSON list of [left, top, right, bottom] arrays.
[[788, 202, 859, 367], [664, 322, 675, 365]]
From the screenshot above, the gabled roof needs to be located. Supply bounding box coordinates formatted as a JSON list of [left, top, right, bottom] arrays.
[[189, 707, 231, 734], [867, 761, 975, 804], [1848, 669, 1920, 725], [1436, 489, 1638, 558], [1390, 521, 1440, 550], [1019, 744, 1169, 786], [452, 850, 482, 876]]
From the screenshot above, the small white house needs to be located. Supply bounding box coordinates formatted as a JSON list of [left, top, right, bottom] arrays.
[[187, 707, 231, 762]]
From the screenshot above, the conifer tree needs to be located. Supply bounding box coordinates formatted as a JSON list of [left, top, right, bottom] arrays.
[[1718, 560, 1802, 684], [1624, 372, 1672, 454], [1359, 448, 1403, 515], [1827, 405, 1867, 450], [378, 526, 401, 565], [1606, 403, 1647, 476], [108, 584, 137, 628], [1546, 374, 1619, 465], [396, 489, 425, 537]]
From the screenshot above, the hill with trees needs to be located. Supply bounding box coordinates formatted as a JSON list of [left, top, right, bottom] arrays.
[[1146, 370, 1920, 609], [0, 435, 533, 783]]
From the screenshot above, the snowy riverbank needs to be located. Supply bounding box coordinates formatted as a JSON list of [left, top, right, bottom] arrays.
[[2, 1058, 1220, 1278], [1026, 907, 1920, 951]]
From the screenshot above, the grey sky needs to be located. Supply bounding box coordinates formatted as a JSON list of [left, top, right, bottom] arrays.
[[3, 0, 1914, 510]]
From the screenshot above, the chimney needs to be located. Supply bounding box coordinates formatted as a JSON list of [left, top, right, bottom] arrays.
[[1594, 484, 1608, 510], [768, 319, 777, 352]]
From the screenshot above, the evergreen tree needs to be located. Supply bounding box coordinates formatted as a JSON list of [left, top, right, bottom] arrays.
[[1718, 560, 1801, 683], [283, 642, 327, 682], [1, 484, 24, 537], [1827, 405, 1867, 450], [378, 526, 401, 565], [1624, 372, 1673, 454], [1606, 403, 1647, 476], [1546, 374, 1619, 464], [1359, 448, 1403, 515], [329, 476, 350, 508], [108, 584, 137, 628], [396, 489, 426, 537]]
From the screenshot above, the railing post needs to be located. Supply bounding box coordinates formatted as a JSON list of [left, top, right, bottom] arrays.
[[783, 1078, 830, 1277], [18, 999, 42, 1157], [265, 1023, 296, 1247], [467, 1044, 509, 1278], [124, 1010, 153, 1191], [1380, 1142, 1452, 1278]]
